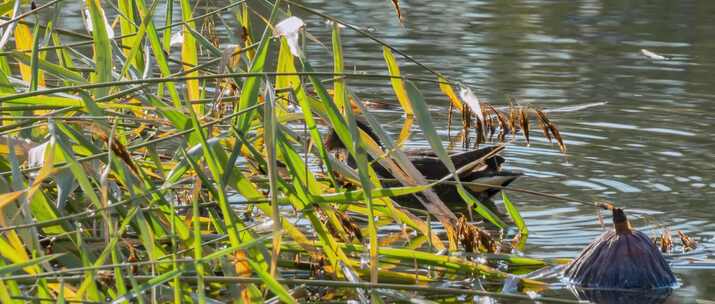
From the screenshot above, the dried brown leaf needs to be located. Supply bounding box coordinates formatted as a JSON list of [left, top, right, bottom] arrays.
[[534, 109, 566, 153], [495, 111, 509, 142], [461, 105, 471, 148], [485, 106, 496, 141], [390, 0, 403, 23], [474, 117, 485, 148], [534, 109, 553, 143], [548, 121, 566, 153], [379, 232, 406, 247], [234, 250, 252, 276], [677, 230, 697, 251], [660, 229, 673, 253], [336, 210, 363, 243], [520, 107, 530, 146], [456, 215, 497, 253], [510, 232, 522, 250], [508, 104, 517, 139], [89, 124, 141, 176], [447, 102, 454, 137]]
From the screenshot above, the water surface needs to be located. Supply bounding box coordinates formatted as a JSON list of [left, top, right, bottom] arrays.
[[298, 0, 715, 302]]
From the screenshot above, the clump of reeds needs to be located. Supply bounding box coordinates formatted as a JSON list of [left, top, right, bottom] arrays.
[[0, 0, 579, 303]]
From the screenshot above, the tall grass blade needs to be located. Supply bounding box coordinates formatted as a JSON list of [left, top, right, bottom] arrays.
[[13, 24, 40, 85], [0, 253, 64, 275], [28, 19, 42, 92], [8, 52, 86, 84], [383, 47, 413, 115], [263, 79, 282, 277], [190, 176, 206, 304], [502, 192, 528, 250], [235, 0, 281, 134], [85, 0, 112, 97], [134, 0, 183, 107], [179, 0, 201, 114], [110, 268, 183, 304], [117, 0, 140, 67]]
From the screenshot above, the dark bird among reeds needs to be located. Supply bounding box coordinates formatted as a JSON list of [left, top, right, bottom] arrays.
[[324, 118, 522, 217], [564, 208, 676, 290]]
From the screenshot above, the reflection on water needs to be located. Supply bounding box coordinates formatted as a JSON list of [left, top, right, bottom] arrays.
[[298, 0, 715, 301], [570, 287, 672, 304]]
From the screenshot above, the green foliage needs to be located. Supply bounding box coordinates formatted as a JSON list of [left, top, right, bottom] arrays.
[[0, 1, 574, 303]]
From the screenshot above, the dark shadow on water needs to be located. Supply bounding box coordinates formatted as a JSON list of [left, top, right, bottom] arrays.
[[571, 287, 673, 304]]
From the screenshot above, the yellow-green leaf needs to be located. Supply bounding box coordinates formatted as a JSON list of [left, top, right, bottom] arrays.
[[383, 47, 413, 115]]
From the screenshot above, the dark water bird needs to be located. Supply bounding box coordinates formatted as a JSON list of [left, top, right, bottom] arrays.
[[564, 208, 676, 290], [324, 118, 522, 216]]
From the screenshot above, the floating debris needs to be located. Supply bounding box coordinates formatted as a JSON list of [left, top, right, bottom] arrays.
[[641, 49, 670, 60]]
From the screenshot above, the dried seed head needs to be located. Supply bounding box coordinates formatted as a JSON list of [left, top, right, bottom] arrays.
[[519, 107, 530, 146], [677, 230, 697, 252]]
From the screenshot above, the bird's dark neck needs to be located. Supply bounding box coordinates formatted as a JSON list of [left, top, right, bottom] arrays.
[[324, 118, 382, 151], [613, 208, 632, 234], [324, 118, 394, 177]]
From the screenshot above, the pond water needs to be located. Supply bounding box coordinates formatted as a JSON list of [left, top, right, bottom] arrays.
[[55, 0, 715, 302], [297, 0, 715, 302]]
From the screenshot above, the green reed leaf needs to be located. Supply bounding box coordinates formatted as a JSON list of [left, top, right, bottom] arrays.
[[502, 192, 528, 250], [85, 0, 112, 97]]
